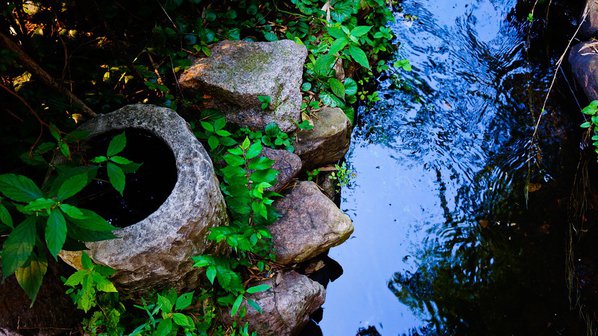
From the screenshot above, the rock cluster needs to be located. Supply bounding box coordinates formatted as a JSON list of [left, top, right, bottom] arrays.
[[179, 40, 355, 333], [53, 39, 353, 335]]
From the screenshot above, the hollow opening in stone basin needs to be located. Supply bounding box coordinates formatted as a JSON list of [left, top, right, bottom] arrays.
[[77, 128, 177, 228]]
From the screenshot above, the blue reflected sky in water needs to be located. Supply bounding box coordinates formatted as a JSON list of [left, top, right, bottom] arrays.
[[318, 0, 550, 334]]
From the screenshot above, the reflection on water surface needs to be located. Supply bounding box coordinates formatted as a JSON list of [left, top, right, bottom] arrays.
[[318, 0, 589, 335]]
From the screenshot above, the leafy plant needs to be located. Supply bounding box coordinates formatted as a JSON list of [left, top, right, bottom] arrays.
[[192, 255, 270, 316], [90, 132, 142, 196], [194, 116, 236, 151], [131, 289, 197, 336], [257, 95, 271, 110], [0, 171, 116, 302], [64, 252, 118, 312], [581, 100, 598, 159], [329, 162, 356, 188]]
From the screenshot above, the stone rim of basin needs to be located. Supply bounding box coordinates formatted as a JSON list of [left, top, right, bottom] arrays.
[[60, 104, 229, 295]]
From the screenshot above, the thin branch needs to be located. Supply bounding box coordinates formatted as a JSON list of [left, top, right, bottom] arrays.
[[0, 81, 47, 152], [531, 4, 589, 138], [0, 31, 97, 117]]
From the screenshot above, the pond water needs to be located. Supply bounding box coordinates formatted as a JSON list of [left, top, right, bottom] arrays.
[[318, 0, 592, 335]]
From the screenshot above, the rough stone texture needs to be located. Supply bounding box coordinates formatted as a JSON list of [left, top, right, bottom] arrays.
[[570, 41, 598, 101], [581, 0, 598, 38], [270, 181, 353, 264], [179, 40, 307, 133], [262, 147, 302, 192], [229, 271, 325, 336], [59, 104, 229, 295], [294, 107, 351, 170]]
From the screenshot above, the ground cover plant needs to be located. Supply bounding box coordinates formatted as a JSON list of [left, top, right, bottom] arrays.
[[0, 0, 397, 334]]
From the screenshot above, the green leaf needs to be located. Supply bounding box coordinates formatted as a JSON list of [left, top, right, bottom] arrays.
[[327, 26, 345, 39], [230, 294, 244, 316], [348, 45, 370, 69], [15, 253, 47, 304], [248, 157, 274, 170], [214, 117, 226, 130], [110, 156, 133, 165], [344, 78, 358, 96], [206, 265, 217, 284], [581, 121, 592, 128], [223, 154, 245, 167], [246, 298, 262, 313], [246, 142, 263, 160], [91, 156, 108, 163], [200, 121, 214, 132], [58, 204, 85, 219], [246, 284, 270, 294], [64, 270, 86, 287], [241, 137, 251, 150], [107, 132, 127, 156], [59, 141, 71, 158], [154, 318, 173, 336], [350, 25, 372, 37], [175, 291, 194, 310], [23, 198, 55, 213], [394, 59, 412, 71], [2, 217, 36, 276], [314, 54, 337, 77], [0, 204, 13, 228], [208, 135, 219, 150], [173, 313, 194, 328], [0, 174, 43, 203], [107, 162, 125, 196], [158, 294, 174, 313], [49, 123, 61, 141], [250, 169, 279, 184], [57, 173, 88, 201], [81, 252, 93, 269], [46, 208, 67, 259], [329, 37, 348, 54], [66, 208, 116, 231], [92, 273, 117, 292], [328, 78, 345, 99]]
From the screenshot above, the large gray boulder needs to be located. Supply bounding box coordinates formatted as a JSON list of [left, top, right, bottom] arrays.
[[230, 271, 325, 336], [569, 41, 598, 101], [294, 107, 351, 169], [262, 147, 302, 192], [270, 181, 353, 264], [179, 40, 307, 133], [60, 104, 228, 294]]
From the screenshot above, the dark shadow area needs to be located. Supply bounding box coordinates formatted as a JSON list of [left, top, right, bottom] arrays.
[[78, 128, 177, 228]]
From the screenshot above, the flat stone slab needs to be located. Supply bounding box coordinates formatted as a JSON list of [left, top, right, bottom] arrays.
[[229, 271, 325, 336], [270, 181, 353, 264], [294, 107, 351, 169], [60, 104, 228, 295], [180, 40, 307, 133]]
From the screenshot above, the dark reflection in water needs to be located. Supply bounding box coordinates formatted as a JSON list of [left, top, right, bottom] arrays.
[[319, 0, 590, 335]]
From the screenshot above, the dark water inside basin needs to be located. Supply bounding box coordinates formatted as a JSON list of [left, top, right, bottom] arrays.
[[319, 0, 593, 335], [78, 128, 177, 228]]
